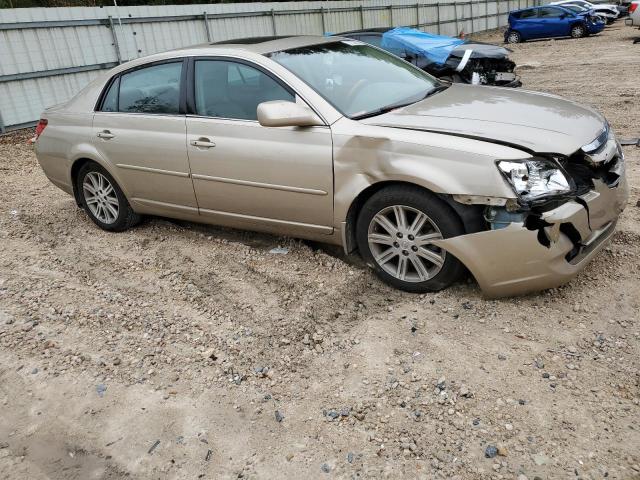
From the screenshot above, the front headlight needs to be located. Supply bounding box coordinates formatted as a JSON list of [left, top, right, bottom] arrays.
[[497, 158, 571, 202]]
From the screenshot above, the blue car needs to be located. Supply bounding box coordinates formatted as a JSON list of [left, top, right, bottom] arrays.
[[505, 5, 605, 43]]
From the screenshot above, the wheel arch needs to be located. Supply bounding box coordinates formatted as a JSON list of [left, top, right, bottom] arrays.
[[569, 20, 587, 33], [69, 154, 130, 207], [342, 180, 486, 254], [506, 29, 522, 42]]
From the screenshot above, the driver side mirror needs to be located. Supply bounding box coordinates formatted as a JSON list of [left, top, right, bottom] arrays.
[[257, 100, 324, 128], [559, 13, 567, 18]]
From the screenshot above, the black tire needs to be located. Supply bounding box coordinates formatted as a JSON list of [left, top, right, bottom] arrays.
[[355, 185, 466, 293], [570, 24, 586, 38], [76, 161, 140, 232], [506, 30, 522, 44]]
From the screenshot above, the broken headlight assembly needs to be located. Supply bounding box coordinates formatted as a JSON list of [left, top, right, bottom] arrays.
[[497, 158, 571, 203]]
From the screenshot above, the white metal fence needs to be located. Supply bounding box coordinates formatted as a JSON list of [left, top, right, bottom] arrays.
[[0, 0, 537, 132]]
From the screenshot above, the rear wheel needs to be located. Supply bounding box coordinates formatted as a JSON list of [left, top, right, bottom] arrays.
[[571, 24, 586, 38], [506, 30, 522, 44], [355, 186, 465, 293], [76, 161, 140, 232]]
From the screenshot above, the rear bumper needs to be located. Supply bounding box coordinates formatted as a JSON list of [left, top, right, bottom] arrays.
[[626, 17, 639, 26], [434, 163, 628, 298]]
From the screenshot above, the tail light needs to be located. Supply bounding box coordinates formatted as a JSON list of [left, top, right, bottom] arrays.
[[630, 3, 638, 13], [30, 118, 48, 144]]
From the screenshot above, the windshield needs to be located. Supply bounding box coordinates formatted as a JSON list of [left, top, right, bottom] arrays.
[[268, 41, 440, 119], [564, 5, 585, 11]]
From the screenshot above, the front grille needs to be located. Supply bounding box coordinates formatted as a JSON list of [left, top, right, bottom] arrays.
[[561, 153, 621, 195]]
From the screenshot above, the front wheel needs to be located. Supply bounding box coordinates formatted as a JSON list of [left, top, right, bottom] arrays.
[[506, 30, 522, 44], [571, 24, 586, 38], [77, 161, 141, 232], [355, 186, 466, 293]]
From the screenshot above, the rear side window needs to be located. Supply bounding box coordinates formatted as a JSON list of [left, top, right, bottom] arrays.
[[107, 62, 182, 114], [101, 77, 120, 112], [517, 9, 538, 19]]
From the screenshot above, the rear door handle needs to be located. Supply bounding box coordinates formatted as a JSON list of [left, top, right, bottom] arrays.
[[190, 138, 216, 148], [97, 130, 115, 140]]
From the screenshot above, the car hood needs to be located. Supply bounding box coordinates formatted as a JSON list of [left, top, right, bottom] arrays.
[[362, 84, 606, 155], [450, 42, 512, 59]]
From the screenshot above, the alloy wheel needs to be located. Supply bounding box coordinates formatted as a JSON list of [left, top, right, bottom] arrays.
[[82, 171, 119, 224], [507, 32, 520, 44], [367, 205, 446, 283]]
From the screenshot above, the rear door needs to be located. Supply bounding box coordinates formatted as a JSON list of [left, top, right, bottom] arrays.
[[185, 57, 334, 236], [92, 59, 197, 214], [513, 9, 540, 39]]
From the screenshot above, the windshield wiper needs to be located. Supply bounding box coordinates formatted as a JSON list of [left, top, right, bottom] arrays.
[[351, 83, 450, 120], [351, 100, 419, 120], [422, 83, 450, 99]]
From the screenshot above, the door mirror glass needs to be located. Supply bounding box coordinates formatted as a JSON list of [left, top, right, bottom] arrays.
[[257, 100, 324, 127]]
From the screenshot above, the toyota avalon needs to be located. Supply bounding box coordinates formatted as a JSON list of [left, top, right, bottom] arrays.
[[34, 36, 628, 297]]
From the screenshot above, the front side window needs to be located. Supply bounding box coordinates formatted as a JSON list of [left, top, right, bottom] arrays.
[[194, 60, 294, 120], [268, 41, 439, 119], [539, 7, 566, 17], [357, 35, 384, 47], [117, 62, 182, 114]]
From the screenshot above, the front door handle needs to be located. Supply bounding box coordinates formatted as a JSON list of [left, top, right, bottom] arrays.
[[190, 138, 216, 148], [97, 130, 115, 140]]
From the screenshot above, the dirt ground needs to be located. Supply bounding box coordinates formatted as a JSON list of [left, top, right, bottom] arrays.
[[1, 22, 639, 480]]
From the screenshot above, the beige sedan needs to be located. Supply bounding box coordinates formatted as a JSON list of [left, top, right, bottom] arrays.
[[34, 36, 628, 297]]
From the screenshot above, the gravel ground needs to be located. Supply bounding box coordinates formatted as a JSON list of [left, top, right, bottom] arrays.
[[1, 23, 639, 480]]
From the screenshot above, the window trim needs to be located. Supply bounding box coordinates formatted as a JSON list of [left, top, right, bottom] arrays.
[[94, 58, 187, 116], [185, 56, 326, 125]]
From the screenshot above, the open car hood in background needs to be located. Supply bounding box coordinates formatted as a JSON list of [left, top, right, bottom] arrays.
[[449, 42, 512, 60], [381, 27, 466, 65]]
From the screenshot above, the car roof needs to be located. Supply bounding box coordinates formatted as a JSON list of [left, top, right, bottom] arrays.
[[513, 4, 566, 10], [98, 35, 345, 78], [174, 35, 339, 55]]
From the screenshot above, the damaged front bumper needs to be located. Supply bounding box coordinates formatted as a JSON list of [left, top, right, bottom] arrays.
[[434, 144, 628, 298]]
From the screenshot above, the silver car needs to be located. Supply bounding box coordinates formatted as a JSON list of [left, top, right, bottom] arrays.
[[34, 36, 628, 297]]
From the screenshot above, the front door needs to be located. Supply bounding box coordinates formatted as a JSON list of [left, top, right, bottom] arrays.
[[92, 59, 198, 215], [536, 7, 571, 36], [185, 58, 334, 236]]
